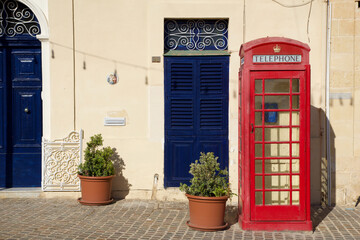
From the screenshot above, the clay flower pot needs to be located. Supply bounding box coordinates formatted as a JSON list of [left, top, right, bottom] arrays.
[[78, 174, 114, 206], [186, 194, 229, 231]]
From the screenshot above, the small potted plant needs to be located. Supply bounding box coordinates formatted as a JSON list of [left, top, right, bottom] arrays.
[[78, 134, 115, 205], [180, 152, 233, 231]]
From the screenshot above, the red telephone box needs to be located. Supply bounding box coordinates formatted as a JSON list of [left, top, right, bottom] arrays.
[[238, 37, 312, 231]]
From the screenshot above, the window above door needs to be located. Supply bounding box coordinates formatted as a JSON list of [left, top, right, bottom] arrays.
[[164, 19, 228, 52], [0, 0, 41, 38]]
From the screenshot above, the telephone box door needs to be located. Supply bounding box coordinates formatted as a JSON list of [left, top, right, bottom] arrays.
[[250, 71, 306, 221]]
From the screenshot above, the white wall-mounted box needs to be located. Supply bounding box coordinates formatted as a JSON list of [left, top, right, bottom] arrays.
[[104, 117, 126, 126]]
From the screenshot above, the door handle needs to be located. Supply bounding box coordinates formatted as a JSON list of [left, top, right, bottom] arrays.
[[24, 108, 29, 113], [251, 123, 254, 133]]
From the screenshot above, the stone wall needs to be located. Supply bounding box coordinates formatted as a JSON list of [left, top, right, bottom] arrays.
[[330, 0, 360, 205]]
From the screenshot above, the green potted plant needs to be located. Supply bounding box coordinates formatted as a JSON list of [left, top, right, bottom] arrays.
[[77, 134, 115, 205], [180, 152, 233, 231]]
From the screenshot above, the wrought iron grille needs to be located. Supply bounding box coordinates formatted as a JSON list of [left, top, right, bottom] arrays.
[[0, 0, 41, 37], [42, 130, 83, 191], [164, 19, 228, 51]]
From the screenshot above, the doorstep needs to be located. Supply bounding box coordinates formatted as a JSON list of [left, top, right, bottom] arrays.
[[0, 188, 81, 199], [0, 188, 42, 198]]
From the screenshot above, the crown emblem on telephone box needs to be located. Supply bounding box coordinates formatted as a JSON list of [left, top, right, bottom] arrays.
[[273, 44, 281, 53]]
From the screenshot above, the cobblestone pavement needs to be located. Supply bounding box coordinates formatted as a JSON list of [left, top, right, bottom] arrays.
[[0, 198, 360, 239]]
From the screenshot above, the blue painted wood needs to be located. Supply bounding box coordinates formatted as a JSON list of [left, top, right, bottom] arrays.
[[0, 49, 4, 153], [0, 44, 42, 187], [0, 49, 5, 186], [164, 56, 229, 187]]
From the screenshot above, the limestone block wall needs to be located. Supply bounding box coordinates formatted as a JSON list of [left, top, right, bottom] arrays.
[[329, 0, 360, 205]]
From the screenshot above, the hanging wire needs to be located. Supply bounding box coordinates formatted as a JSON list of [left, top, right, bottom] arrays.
[[306, 0, 313, 43], [271, 0, 313, 43], [271, 0, 313, 8], [49, 41, 148, 71]]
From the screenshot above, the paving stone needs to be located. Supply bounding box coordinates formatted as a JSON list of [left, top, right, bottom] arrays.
[[0, 199, 360, 239]]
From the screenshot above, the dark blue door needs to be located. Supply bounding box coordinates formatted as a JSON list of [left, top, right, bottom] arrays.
[[164, 56, 229, 187], [0, 45, 42, 187]]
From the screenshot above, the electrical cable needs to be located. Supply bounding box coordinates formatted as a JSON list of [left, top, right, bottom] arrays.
[[272, 0, 313, 8]]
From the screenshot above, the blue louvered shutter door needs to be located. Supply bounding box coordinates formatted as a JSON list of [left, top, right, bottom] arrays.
[[165, 56, 229, 187], [197, 57, 229, 172], [165, 58, 196, 187]]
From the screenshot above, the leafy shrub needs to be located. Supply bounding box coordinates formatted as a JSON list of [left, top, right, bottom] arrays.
[[78, 134, 115, 177], [179, 152, 232, 197]]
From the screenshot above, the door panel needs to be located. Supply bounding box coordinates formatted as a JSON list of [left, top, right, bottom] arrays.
[[250, 71, 306, 221], [12, 50, 41, 82], [164, 56, 229, 187], [12, 88, 42, 150], [197, 137, 228, 169], [11, 153, 41, 187], [0, 46, 42, 188], [166, 137, 196, 182]]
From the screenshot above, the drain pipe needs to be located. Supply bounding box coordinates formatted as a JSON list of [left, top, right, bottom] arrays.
[[151, 174, 159, 200], [325, 1, 332, 207]]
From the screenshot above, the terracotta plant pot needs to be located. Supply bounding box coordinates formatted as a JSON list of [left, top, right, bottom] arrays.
[[186, 194, 229, 231], [78, 174, 114, 206]]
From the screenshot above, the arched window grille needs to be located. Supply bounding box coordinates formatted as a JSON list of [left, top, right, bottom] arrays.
[[0, 0, 41, 37], [164, 19, 228, 51]]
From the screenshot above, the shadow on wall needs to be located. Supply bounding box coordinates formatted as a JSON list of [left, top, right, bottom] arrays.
[[310, 106, 336, 206], [111, 148, 131, 199], [310, 106, 336, 230]]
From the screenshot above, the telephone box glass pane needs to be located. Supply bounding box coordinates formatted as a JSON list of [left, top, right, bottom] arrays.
[[292, 143, 299, 157], [255, 160, 262, 173], [292, 112, 300, 125], [264, 79, 290, 93], [255, 79, 262, 93], [264, 96, 289, 109], [265, 191, 290, 205], [292, 175, 300, 189], [255, 112, 262, 125], [255, 128, 262, 141], [265, 143, 289, 157], [264, 128, 289, 141], [255, 192, 263, 205], [255, 176, 263, 189], [264, 159, 290, 173], [255, 96, 262, 109], [292, 127, 300, 141], [265, 175, 290, 189], [292, 95, 300, 109], [292, 79, 299, 93], [292, 191, 300, 205], [255, 144, 262, 157], [292, 159, 300, 173], [278, 112, 290, 125]]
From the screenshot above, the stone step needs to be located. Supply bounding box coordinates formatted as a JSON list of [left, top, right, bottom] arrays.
[[0, 188, 80, 199]]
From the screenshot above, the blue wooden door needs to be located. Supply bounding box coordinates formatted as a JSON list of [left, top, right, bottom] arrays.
[[164, 56, 229, 187], [0, 46, 42, 187]]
